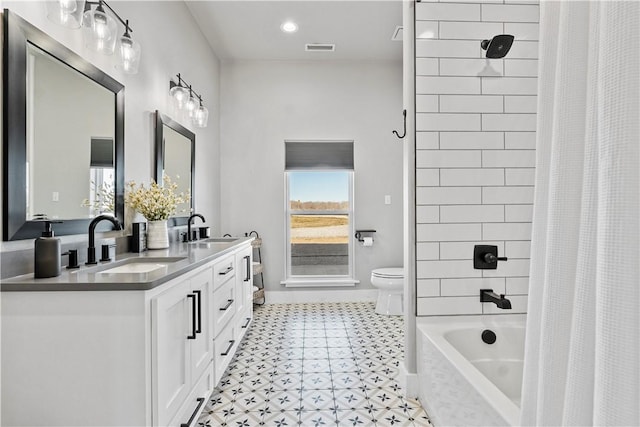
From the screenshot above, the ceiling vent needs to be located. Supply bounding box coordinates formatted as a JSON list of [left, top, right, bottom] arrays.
[[305, 43, 335, 52], [391, 26, 403, 42]]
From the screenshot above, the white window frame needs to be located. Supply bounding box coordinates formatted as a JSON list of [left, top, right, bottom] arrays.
[[281, 170, 357, 288]]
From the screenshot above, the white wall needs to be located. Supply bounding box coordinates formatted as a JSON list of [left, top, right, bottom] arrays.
[[219, 60, 403, 293], [1, 1, 221, 246], [414, 1, 539, 316]]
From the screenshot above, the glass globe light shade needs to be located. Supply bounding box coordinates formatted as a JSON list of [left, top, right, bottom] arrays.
[[82, 6, 117, 55], [185, 95, 198, 117], [170, 84, 190, 109], [46, 0, 85, 29], [118, 34, 141, 74], [193, 104, 209, 128]]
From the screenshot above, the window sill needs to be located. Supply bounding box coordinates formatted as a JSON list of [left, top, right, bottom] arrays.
[[280, 278, 360, 288]]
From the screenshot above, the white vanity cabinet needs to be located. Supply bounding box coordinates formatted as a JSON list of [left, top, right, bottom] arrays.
[[235, 245, 253, 339], [210, 251, 241, 384], [152, 267, 213, 427], [1, 240, 254, 427], [211, 254, 237, 338], [210, 246, 254, 385]]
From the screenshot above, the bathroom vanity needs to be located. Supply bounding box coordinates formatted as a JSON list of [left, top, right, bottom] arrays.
[[1, 237, 254, 427]]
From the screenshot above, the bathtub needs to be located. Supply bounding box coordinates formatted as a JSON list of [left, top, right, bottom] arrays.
[[417, 315, 526, 427]]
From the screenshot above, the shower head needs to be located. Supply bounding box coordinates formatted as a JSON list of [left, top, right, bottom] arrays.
[[481, 34, 514, 59]]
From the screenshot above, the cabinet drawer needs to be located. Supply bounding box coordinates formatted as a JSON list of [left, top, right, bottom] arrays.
[[213, 322, 237, 385], [212, 255, 235, 291], [211, 278, 236, 337], [169, 361, 214, 427]]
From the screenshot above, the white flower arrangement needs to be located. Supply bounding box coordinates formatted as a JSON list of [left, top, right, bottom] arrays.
[[81, 181, 115, 215], [125, 175, 190, 221]]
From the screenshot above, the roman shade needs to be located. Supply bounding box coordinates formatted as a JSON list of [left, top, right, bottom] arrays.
[[285, 141, 354, 170], [90, 138, 114, 168]]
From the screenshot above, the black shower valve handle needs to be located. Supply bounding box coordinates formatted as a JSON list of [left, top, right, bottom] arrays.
[[484, 253, 508, 263], [474, 245, 507, 270]]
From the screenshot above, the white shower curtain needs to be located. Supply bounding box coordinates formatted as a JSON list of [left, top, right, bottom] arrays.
[[520, 1, 639, 426]]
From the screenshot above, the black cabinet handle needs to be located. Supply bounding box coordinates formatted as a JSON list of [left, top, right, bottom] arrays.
[[219, 299, 234, 311], [219, 266, 233, 275], [244, 255, 251, 282], [242, 317, 251, 329], [180, 397, 205, 427], [194, 290, 202, 334], [221, 339, 235, 356], [186, 294, 197, 340]]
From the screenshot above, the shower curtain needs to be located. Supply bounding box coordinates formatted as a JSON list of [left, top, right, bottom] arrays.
[[520, 1, 639, 426]]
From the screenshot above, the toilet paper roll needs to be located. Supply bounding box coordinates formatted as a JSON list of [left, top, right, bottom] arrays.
[[362, 237, 373, 247]]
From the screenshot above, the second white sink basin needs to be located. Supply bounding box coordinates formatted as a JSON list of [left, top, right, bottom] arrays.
[[98, 263, 169, 274], [190, 237, 238, 244]]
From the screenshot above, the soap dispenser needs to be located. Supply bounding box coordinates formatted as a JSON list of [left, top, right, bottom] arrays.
[[34, 221, 62, 278]]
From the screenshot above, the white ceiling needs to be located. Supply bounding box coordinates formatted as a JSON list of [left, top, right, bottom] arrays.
[[185, 1, 403, 62]]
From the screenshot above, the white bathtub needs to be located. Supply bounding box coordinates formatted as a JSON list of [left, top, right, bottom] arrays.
[[417, 315, 526, 427]]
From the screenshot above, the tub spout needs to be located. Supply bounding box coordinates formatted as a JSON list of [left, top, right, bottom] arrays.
[[480, 289, 512, 309]]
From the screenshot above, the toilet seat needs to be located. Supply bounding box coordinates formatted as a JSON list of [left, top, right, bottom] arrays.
[[372, 267, 404, 279]]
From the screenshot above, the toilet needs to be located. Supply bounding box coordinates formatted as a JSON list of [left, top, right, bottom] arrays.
[[370, 267, 404, 315]]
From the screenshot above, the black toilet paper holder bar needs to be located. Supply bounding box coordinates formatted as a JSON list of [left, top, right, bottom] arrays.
[[354, 229, 376, 242]]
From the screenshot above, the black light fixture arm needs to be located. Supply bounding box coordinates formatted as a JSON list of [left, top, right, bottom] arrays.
[[170, 73, 205, 104], [85, 0, 134, 34]]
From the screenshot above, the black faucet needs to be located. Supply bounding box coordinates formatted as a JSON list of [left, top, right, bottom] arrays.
[[86, 215, 122, 265], [480, 289, 512, 309], [187, 213, 206, 242]]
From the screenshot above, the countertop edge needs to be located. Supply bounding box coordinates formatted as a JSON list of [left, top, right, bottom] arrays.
[[0, 237, 253, 292]]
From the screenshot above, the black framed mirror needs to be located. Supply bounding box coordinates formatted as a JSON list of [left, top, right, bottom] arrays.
[[154, 111, 195, 227], [2, 10, 125, 241]]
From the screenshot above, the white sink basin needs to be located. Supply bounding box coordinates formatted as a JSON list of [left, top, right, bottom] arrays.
[[91, 257, 187, 275]]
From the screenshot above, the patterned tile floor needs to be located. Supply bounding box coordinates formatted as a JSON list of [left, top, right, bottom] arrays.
[[198, 302, 432, 427]]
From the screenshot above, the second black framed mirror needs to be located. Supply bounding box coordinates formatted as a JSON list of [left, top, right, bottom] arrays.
[[154, 111, 195, 227]]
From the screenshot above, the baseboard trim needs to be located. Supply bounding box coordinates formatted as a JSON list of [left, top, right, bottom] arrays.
[[399, 361, 419, 399], [264, 289, 378, 304]]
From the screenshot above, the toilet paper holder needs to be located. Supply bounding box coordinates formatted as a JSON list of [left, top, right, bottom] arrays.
[[354, 229, 376, 242]]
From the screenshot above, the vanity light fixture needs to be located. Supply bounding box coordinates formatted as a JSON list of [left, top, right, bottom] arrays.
[[169, 74, 209, 128], [46, 0, 141, 74]]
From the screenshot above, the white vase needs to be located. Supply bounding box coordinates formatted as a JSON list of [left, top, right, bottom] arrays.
[[146, 220, 169, 249]]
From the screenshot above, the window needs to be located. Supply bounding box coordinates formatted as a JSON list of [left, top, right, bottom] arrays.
[[282, 140, 356, 287], [285, 170, 354, 284]]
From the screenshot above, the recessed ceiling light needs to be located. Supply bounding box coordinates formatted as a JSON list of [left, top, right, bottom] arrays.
[[281, 21, 298, 33]]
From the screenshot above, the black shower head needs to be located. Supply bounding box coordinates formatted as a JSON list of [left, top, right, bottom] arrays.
[[481, 34, 514, 59]]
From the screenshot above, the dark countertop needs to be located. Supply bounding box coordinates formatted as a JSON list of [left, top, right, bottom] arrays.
[[0, 237, 253, 292]]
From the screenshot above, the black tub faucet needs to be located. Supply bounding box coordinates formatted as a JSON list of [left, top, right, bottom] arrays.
[[187, 213, 206, 241], [86, 215, 122, 265], [480, 289, 512, 309]]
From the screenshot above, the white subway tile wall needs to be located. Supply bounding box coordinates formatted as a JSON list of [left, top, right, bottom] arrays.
[[415, 0, 538, 316]]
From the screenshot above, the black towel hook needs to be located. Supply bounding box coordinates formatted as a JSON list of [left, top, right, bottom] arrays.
[[392, 109, 407, 139]]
